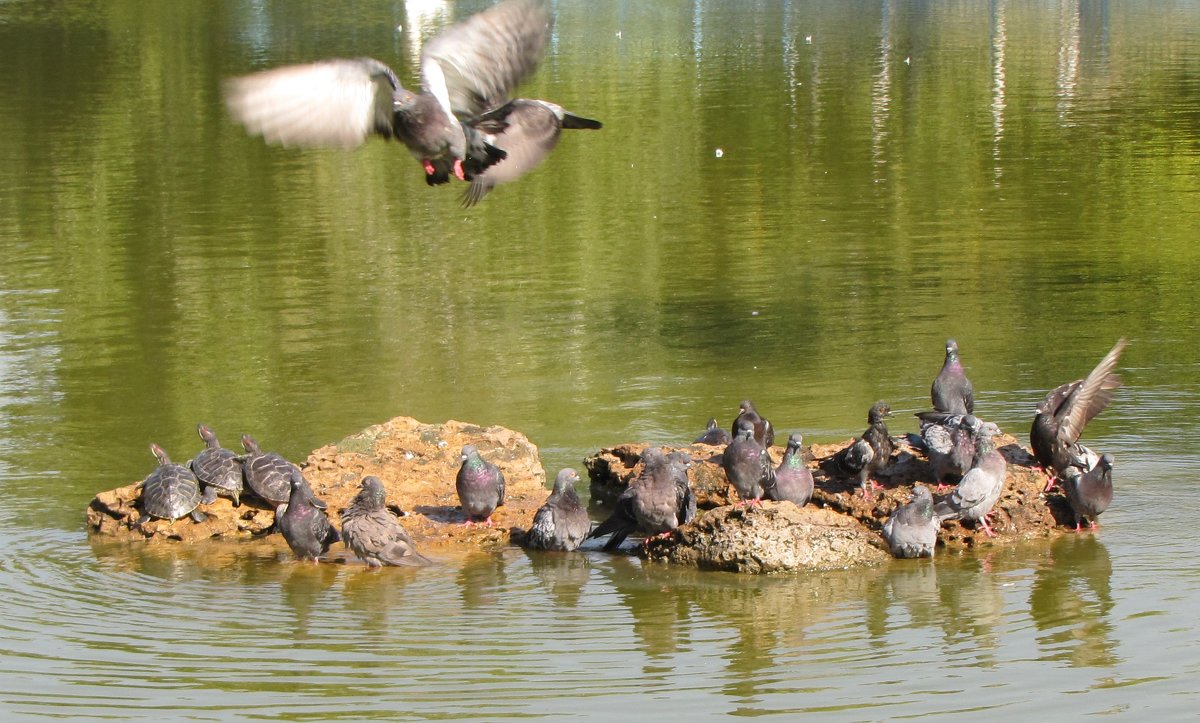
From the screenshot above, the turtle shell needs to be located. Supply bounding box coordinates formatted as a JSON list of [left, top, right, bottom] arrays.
[[191, 424, 243, 504], [141, 445, 204, 521], [192, 446, 243, 500], [241, 435, 295, 506]]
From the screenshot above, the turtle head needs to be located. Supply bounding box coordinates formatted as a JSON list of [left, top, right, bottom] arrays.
[[149, 443, 170, 465], [197, 423, 218, 447]]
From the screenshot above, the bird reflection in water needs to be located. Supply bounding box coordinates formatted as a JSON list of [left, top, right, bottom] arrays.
[[523, 549, 593, 608], [1029, 534, 1117, 668]]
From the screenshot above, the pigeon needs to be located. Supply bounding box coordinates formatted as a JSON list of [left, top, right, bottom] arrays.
[[1062, 452, 1115, 531], [340, 476, 431, 567], [694, 417, 732, 446], [916, 411, 978, 487], [931, 339, 974, 414], [587, 448, 695, 551], [632, 451, 695, 538], [224, 0, 546, 182], [665, 451, 698, 526], [277, 469, 340, 562], [882, 484, 940, 558], [456, 444, 506, 526], [1030, 338, 1126, 489], [722, 419, 774, 504], [766, 433, 814, 507], [933, 418, 1006, 537], [525, 468, 591, 551], [731, 399, 775, 448], [224, 0, 599, 203], [461, 99, 602, 206], [827, 401, 895, 499]]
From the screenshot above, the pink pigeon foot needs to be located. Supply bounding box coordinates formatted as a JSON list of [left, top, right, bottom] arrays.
[[422, 160, 436, 176], [860, 480, 883, 499], [978, 514, 997, 537], [453, 159, 466, 181]]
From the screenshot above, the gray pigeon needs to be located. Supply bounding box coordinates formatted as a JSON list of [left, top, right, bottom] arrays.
[[277, 469, 340, 562], [882, 484, 939, 558], [827, 401, 894, 499], [341, 476, 431, 567], [694, 417, 732, 446], [766, 433, 814, 507], [665, 451, 699, 527], [1063, 452, 1114, 531], [933, 418, 1006, 537], [525, 468, 590, 551], [456, 444, 506, 526], [931, 339, 974, 414], [1030, 339, 1126, 490], [461, 99, 602, 206], [587, 448, 695, 551], [240, 435, 297, 506], [191, 423, 243, 507], [916, 411, 978, 487], [722, 419, 774, 504], [731, 399, 775, 448], [224, 0, 594, 199]]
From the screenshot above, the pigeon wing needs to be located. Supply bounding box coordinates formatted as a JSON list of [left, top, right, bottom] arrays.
[[420, 0, 549, 119], [224, 58, 401, 148], [1056, 339, 1127, 446]]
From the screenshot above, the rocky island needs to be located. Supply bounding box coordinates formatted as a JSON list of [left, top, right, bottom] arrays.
[[87, 416, 1081, 572]]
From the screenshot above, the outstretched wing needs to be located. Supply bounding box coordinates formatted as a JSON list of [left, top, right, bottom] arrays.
[[224, 58, 402, 148], [1056, 339, 1127, 446], [420, 0, 550, 120]]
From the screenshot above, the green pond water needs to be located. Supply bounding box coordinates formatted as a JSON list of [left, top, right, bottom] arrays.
[[2, 0, 1199, 717]]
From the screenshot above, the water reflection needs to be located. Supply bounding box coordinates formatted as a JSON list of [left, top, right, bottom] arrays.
[[455, 550, 509, 609], [279, 561, 340, 640], [342, 564, 424, 633], [690, 569, 866, 707], [870, 0, 893, 171], [596, 556, 695, 668], [523, 549, 593, 607], [991, 0, 1007, 177], [1030, 534, 1117, 668]]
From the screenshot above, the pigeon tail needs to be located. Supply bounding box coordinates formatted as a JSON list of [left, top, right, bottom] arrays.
[[560, 113, 603, 130]]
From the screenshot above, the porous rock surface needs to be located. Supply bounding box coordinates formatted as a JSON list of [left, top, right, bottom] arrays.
[[87, 417, 546, 550], [88, 416, 1077, 572], [585, 431, 1075, 570]]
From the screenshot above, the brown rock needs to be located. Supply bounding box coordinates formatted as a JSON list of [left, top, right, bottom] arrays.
[[86, 417, 547, 551], [585, 442, 749, 509], [643, 502, 890, 573], [809, 434, 1074, 550], [583, 431, 1078, 570]]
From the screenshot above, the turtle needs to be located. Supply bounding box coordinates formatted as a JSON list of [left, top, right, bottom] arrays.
[[138, 443, 207, 524], [240, 434, 296, 506], [191, 423, 244, 506]]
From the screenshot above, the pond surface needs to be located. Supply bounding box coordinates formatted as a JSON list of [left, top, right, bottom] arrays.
[[2, 0, 1200, 717]]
